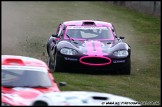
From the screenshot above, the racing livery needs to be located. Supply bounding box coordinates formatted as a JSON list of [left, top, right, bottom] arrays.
[[1, 55, 66, 106], [30, 91, 140, 106], [47, 20, 131, 74]]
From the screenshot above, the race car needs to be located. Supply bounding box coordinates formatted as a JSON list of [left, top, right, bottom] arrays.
[[1, 55, 66, 106], [30, 91, 140, 106], [47, 20, 131, 74]]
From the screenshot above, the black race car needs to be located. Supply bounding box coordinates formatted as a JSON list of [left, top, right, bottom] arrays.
[[47, 20, 131, 74]]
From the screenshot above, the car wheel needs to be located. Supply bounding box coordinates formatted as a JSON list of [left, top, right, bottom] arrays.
[[48, 57, 54, 70], [53, 54, 63, 72], [120, 62, 131, 75], [48, 49, 55, 70], [32, 101, 48, 106]]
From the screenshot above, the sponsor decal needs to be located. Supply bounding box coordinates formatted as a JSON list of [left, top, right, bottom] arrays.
[[67, 26, 108, 29], [64, 57, 78, 61], [113, 60, 126, 63]]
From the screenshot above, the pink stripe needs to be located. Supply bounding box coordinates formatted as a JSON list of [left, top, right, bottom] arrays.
[[84, 40, 107, 56], [94, 41, 103, 55], [85, 41, 94, 55]]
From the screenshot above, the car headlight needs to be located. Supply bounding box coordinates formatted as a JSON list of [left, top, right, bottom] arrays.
[[60, 48, 77, 55], [113, 50, 128, 57], [1, 102, 11, 106]]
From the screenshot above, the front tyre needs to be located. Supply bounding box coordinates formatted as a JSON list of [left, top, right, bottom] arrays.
[[53, 54, 63, 72], [48, 49, 55, 70], [120, 61, 131, 75]]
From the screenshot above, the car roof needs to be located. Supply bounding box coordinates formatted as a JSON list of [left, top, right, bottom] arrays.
[[1, 55, 48, 69], [63, 20, 113, 27]]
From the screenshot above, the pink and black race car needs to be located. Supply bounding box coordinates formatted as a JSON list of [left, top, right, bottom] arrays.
[[47, 20, 131, 74], [1, 55, 66, 106]]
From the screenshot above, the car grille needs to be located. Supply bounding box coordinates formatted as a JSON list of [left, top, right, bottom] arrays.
[[79, 56, 111, 66]]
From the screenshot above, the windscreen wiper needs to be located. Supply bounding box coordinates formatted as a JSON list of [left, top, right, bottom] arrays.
[[66, 34, 74, 41], [66, 34, 79, 44]]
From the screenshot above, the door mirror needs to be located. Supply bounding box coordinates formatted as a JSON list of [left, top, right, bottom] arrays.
[[58, 82, 67, 87], [119, 36, 125, 39], [52, 34, 58, 37]]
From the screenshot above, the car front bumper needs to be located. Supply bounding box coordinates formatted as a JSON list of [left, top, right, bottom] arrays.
[[56, 53, 130, 72]]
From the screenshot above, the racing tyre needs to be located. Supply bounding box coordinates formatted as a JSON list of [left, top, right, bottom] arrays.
[[53, 54, 63, 72], [120, 61, 131, 75], [48, 57, 54, 70], [48, 49, 55, 70]]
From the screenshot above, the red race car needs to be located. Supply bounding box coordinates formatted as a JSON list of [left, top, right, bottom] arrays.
[[1, 55, 66, 106]]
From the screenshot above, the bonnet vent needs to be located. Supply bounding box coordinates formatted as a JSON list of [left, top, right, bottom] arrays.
[[82, 21, 96, 26], [3, 58, 25, 65]]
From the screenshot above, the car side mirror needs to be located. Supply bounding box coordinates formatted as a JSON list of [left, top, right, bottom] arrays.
[[58, 82, 67, 87], [119, 36, 125, 39], [52, 34, 58, 37]]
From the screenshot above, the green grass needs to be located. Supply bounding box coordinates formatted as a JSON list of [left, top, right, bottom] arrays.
[[4, 1, 160, 105], [52, 2, 160, 103]]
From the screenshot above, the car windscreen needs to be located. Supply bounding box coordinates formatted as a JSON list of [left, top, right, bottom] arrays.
[[2, 68, 52, 87], [65, 26, 114, 40]]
